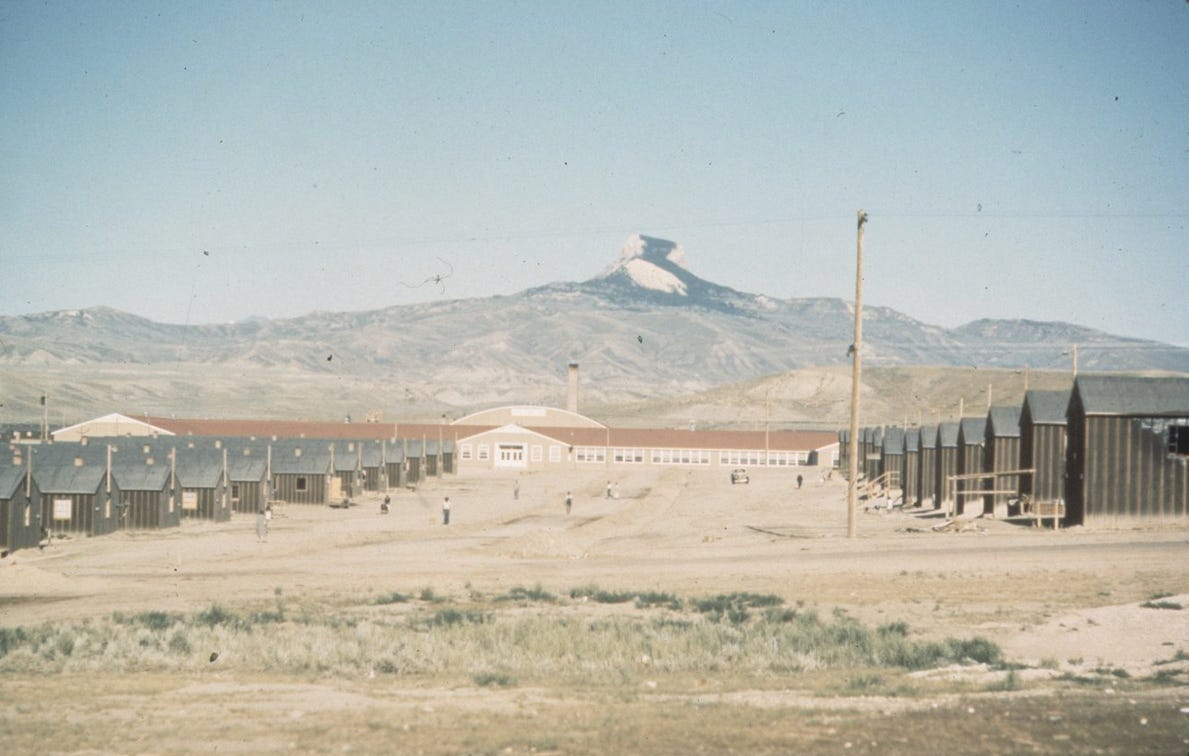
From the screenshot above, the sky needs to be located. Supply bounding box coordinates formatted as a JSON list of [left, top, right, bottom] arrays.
[[1, 1, 1186, 346]]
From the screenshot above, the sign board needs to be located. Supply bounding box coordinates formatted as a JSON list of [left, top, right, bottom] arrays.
[[182, 491, 198, 511], [53, 498, 72, 521]]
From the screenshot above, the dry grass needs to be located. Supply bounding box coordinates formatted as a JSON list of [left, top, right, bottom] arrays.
[[0, 589, 1004, 686]]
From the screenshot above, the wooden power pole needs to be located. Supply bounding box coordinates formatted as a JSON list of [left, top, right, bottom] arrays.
[[847, 210, 867, 539]]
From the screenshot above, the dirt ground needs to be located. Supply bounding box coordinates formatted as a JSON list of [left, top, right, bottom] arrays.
[[2, 465, 1187, 753]]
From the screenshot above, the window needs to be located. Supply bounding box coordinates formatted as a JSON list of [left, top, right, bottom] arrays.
[[231, 483, 240, 502], [478, 445, 490, 461], [549, 446, 561, 463], [531, 445, 542, 462], [652, 448, 710, 465], [498, 444, 525, 462], [460, 444, 472, 461], [613, 448, 644, 463], [574, 446, 605, 463], [1170, 424, 1189, 456], [296, 476, 307, 492]]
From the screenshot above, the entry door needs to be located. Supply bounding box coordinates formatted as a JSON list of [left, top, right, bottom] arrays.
[[495, 443, 526, 468]]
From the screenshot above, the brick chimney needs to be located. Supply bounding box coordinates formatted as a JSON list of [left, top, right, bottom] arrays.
[[566, 362, 580, 414]]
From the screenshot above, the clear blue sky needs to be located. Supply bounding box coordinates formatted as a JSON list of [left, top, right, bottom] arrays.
[[2, 1, 1186, 346]]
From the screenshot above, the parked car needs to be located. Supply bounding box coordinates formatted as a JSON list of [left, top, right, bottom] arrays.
[[731, 468, 749, 484]]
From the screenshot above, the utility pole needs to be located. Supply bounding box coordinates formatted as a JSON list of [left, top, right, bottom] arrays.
[[40, 391, 48, 444], [1071, 344, 1078, 376], [847, 210, 867, 539]]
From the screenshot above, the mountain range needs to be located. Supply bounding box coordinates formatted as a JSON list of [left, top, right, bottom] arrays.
[[1, 234, 1185, 423]]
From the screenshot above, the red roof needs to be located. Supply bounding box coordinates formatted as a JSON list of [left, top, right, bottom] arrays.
[[142, 416, 836, 452]]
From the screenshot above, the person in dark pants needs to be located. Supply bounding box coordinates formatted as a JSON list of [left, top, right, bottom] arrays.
[[381, 494, 390, 513], [796, 474, 803, 489], [442, 496, 451, 525], [513, 480, 520, 500], [565, 491, 572, 515]]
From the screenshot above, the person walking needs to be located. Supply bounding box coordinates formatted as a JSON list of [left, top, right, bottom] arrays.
[[255, 508, 268, 543], [513, 479, 520, 501], [565, 491, 572, 515], [442, 496, 451, 525], [605, 481, 612, 499], [381, 494, 390, 513], [796, 474, 803, 489]]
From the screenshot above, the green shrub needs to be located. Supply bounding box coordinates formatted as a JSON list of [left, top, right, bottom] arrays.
[[427, 609, 490, 628], [495, 585, 556, 603], [375, 591, 410, 605], [195, 604, 238, 628], [168, 631, 191, 655], [635, 592, 682, 610], [0, 627, 29, 658], [136, 611, 180, 631], [945, 636, 1001, 666], [473, 671, 516, 687], [1140, 600, 1182, 610]]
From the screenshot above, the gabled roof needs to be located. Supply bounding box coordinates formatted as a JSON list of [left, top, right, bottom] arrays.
[[937, 422, 960, 447], [269, 439, 332, 475], [360, 440, 385, 467], [918, 425, 937, 449], [1022, 389, 1072, 425], [882, 427, 905, 454], [1072, 375, 1189, 417], [904, 427, 920, 452], [175, 449, 224, 488], [986, 406, 1021, 438], [110, 462, 170, 491], [329, 440, 362, 472], [958, 418, 987, 446], [33, 461, 106, 494], [453, 405, 605, 429], [53, 413, 174, 440], [0, 466, 25, 500], [457, 424, 564, 446], [226, 453, 267, 482]]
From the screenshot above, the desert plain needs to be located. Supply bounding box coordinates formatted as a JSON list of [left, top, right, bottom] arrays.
[[1, 464, 1187, 754]]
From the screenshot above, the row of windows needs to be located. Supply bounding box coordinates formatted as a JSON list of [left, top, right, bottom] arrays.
[[720, 450, 810, 466], [457, 442, 823, 466], [652, 449, 713, 465]]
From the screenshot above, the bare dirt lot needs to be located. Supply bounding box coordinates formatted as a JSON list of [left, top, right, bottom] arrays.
[[2, 466, 1188, 754]]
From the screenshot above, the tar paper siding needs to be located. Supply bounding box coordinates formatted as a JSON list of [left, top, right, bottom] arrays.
[[902, 428, 920, 506], [273, 472, 328, 505], [360, 441, 387, 492], [864, 427, 883, 481], [881, 427, 904, 491], [0, 471, 41, 555], [954, 419, 988, 516], [40, 487, 119, 536], [837, 430, 850, 479], [1018, 392, 1069, 506], [405, 439, 423, 483], [934, 422, 960, 510], [1067, 413, 1189, 526], [984, 408, 1022, 515], [1064, 376, 1189, 526], [270, 442, 332, 505], [181, 483, 229, 521], [384, 448, 405, 490], [119, 484, 178, 530], [917, 426, 937, 508]]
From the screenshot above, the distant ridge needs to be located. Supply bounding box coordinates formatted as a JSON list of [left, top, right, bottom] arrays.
[[1, 233, 1186, 421]]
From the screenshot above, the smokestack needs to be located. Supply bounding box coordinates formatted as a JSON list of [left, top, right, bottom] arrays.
[[566, 362, 580, 414]]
